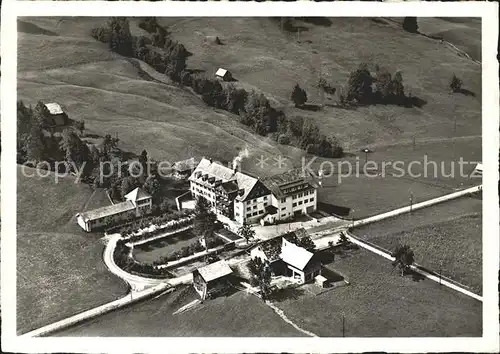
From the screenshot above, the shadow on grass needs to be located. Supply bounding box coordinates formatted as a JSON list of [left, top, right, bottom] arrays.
[[371, 18, 390, 26], [188, 68, 205, 75], [299, 103, 322, 112], [270, 287, 306, 302], [318, 202, 351, 217], [84, 133, 102, 139], [410, 270, 426, 282], [18, 20, 59, 36], [324, 103, 358, 111], [454, 88, 476, 97], [300, 17, 332, 27]]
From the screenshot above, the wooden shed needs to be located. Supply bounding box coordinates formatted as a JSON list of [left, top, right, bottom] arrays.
[[215, 68, 233, 81], [192, 260, 233, 300]]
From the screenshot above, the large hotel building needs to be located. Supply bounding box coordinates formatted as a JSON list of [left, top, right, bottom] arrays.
[[188, 158, 318, 225]]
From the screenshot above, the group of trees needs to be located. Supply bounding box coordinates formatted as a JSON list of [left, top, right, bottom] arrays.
[[17, 99, 174, 214], [247, 257, 273, 300], [91, 17, 344, 159], [343, 63, 407, 105], [92, 17, 134, 57], [193, 197, 218, 252], [17, 100, 95, 174]]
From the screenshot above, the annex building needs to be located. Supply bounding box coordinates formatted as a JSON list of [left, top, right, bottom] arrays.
[[188, 158, 318, 225], [76, 187, 153, 232]]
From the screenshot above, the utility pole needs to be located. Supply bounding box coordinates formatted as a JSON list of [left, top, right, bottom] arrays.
[[439, 261, 443, 285], [342, 314, 345, 337], [409, 191, 414, 212], [412, 134, 416, 151]]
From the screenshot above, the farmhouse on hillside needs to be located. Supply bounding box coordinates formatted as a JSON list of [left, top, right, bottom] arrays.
[[188, 158, 318, 225], [215, 68, 233, 81], [76, 187, 152, 232], [44, 102, 68, 127], [171, 157, 198, 179], [279, 238, 321, 284], [192, 260, 233, 300]]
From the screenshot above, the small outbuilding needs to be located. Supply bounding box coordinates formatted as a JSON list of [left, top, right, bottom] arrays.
[[215, 68, 233, 82], [192, 260, 233, 300], [44, 102, 68, 127], [315, 274, 329, 288]]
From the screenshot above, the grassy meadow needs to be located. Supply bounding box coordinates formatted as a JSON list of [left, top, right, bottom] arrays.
[[352, 195, 482, 294], [17, 166, 128, 334], [272, 247, 481, 337]]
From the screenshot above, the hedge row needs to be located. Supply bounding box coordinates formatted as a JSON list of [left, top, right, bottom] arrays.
[[117, 210, 194, 237]]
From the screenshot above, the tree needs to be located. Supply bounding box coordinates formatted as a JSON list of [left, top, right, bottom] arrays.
[[257, 264, 273, 300], [103, 134, 118, 156], [59, 128, 89, 167], [193, 197, 217, 251], [392, 71, 405, 98], [450, 73, 463, 93], [291, 84, 308, 107], [168, 43, 189, 75], [143, 175, 161, 204], [392, 244, 415, 276], [248, 257, 266, 277], [106, 17, 133, 56], [223, 84, 248, 114], [297, 235, 316, 253], [25, 122, 45, 162], [402, 17, 418, 33], [299, 118, 320, 149], [347, 64, 373, 103], [374, 69, 393, 101], [120, 176, 138, 199], [237, 223, 255, 243], [247, 257, 273, 300], [243, 91, 277, 135], [337, 231, 348, 245], [74, 120, 85, 135], [139, 149, 148, 173]]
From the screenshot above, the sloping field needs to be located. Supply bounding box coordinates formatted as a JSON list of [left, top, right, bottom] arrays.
[[272, 248, 481, 337], [54, 286, 304, 337], [352, 195, 482, 294], [18, 17, 300, 167], [159, 17, 481, 150], [17, 167, 128, 334], [416, 17, 481, 62]]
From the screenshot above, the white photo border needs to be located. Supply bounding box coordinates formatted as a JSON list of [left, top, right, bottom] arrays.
[[2, 1, 499, 353]]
